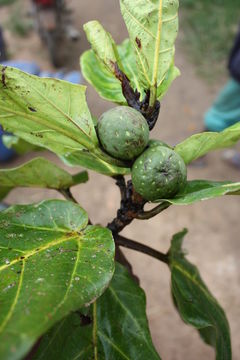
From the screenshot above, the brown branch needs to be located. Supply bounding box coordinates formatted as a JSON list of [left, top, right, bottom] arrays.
[[115, 234, 169, 265], [107, 179, 146, 235]]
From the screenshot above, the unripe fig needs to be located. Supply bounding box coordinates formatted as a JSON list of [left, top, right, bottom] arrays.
[[97, 106, 149, 160], [132, 146, 187, 201]]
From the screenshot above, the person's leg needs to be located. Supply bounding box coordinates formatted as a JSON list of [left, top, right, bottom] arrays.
[[204, 78, 240, 132]]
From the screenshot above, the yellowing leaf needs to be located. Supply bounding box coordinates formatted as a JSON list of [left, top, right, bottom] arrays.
[[120, 0, 179, 103]]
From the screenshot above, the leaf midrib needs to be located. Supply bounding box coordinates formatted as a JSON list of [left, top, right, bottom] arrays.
[[108, 286, 158, 357], [0, 234, 79, 272], [0, 260, 25, 334], [172, 263, 220, 305], [152, 0, 163, 87]]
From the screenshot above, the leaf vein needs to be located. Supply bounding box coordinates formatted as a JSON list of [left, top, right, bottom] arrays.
[[0, 260, 25, 334]]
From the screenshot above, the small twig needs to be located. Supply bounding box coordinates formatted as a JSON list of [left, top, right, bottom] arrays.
[[115, 234, 169, 265], [60, 188, 78, 203], [136, 202, 171, 220]]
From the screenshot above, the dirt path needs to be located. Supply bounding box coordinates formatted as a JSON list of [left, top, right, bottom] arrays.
[[1, 1, 240, 359]]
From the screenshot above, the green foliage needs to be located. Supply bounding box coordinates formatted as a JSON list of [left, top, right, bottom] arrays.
[[81, 4, 180, 106], [0, 200, 115, 360], [84, 20, 121, 75], [0, 157, 88, 201], [0, 66, 97, 152], [155, 180, 240, 204], [33, 263, 161, 360], [0, 65, 130, 176], [81, 38, 142, 104], [169, 230, 231, 360], [60, 151, 130, 176], [0, 1, 240, 359], [120, 0, 179, 104], [175, 122, 240, 164]]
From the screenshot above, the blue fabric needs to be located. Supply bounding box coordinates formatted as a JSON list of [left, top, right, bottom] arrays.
[[204, 78, 240, 132], [0, 127, 15, 162], [64, 71, 82, 84], [1, 61, 41, 75]]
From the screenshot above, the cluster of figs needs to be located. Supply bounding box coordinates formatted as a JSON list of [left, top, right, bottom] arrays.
[[97, 106, 187, 201]]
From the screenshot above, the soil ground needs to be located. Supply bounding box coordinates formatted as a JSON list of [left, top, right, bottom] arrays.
[[1, 1, 240, 359]]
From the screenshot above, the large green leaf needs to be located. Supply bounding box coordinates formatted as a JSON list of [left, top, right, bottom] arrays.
[[175, 122, 240, 164], [34, 262, 161, 360], [61, 151, 130, 176], [0, 157, 88, 191], [0, 200, 115, 360], [155, 180, 240, 204], [81, 38, 141, 104], [0, 66, 129, 175], [120, 0, 179, 103], [169, 230, 231, 360], [2, 136, 130, 177], [0, 65, 98, 153]]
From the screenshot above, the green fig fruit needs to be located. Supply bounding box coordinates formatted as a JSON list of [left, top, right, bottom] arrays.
[[97, 106, 149, 160], [132, 146, 187, 201]]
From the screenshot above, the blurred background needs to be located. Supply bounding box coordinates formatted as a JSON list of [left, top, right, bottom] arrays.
[[0, 0, 240, 359]]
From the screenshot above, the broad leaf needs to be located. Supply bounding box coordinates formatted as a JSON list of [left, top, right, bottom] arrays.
[[0, 66, 129, 175], [120, 0, 179, 103], [0, 200, 115, 360], [81, 38, 142, 104], [2, 135, 43, 155], [169, 230, 231, 360], [155, 180, 240, 204], [2, 136, 130, 177], [61, 151, 130, 176], [84, 21, 122, 75], [34, 262, 161, 360], [0, 157, 88, 198], [0, 65, 98, 153], [175, 122, 240, 164]]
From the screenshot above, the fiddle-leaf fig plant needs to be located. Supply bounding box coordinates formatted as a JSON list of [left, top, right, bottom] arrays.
[[0, 1, 239, 359]]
